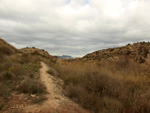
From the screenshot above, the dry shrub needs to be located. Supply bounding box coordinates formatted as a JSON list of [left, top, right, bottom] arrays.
[[8, 64, 22, 75], [0, 83, 12, 98], [66, 84, 101, 111], [0, 61, 13, 72], [18, 78, 47, 95], [131, 89, 150, 113], [51, 61, 150, 113], [47, 67, 58, 76], [0, 71, 15, 81], [0, 45, 14, 56], [52, 63, 124, 112], [101, 97, 123, 113], [108, 57, 150, 77]]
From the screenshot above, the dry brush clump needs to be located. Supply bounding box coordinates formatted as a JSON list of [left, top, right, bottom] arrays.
[[47, 67, 58, 76], [50, 60, 150, 113], [0, 45, 15, 56], [18, 78, 47, 94], [0, 52, 47, 107], [0, 38, 18, 58]]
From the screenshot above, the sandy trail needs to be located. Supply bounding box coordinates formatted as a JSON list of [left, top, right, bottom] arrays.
[[23, 62, 92, 113]]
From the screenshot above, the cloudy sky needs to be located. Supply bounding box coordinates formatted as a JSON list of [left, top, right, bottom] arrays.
[[0, 0, 150, 57]]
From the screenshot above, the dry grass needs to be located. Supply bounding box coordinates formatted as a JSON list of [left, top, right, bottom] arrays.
[[50, 59, 150, 113]]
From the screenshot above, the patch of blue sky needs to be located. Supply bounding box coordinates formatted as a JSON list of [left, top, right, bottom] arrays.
[[83, 0, 90, 5], [67, 0, 71, 4]]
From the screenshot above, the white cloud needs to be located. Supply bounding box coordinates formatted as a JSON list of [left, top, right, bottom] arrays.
[[0, 0, 150, 57]]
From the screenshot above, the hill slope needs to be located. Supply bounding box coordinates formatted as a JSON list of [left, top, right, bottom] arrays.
[[83, 42, 150, 65], [0, 38, 18, 57]]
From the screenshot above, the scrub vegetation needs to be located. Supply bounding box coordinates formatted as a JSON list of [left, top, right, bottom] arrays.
[[49, 42, 150, 113]]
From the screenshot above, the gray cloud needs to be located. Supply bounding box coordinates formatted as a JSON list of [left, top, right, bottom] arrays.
[[0, 0, 150, 57]]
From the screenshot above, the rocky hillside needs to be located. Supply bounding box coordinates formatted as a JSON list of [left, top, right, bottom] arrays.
[[83, 42, 150, 65]]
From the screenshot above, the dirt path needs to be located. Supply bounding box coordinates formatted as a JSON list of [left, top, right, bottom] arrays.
[[23, 62, 92, 113]]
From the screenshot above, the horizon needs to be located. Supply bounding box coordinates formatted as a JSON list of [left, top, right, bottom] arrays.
[[1, 0, 150, 57], [4, 38, 149, 58]]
